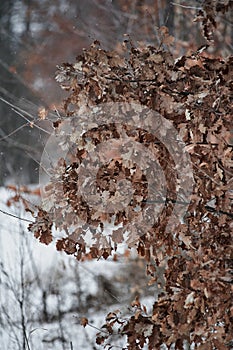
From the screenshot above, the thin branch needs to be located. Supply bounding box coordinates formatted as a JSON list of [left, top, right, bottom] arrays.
[[143, 197, 233, 218], [0, 128, 39, 155], [0, 96, 52, 134], [105, 76, 157, 83], [192, 161, 221, 185], [205, 205, 233, 218], [1, 305, 21, 349], [12, 109, 51, 135], [0, 123, 29, 142], [216, 158, 233, 177], [24, 149, 51, 177], [0, 86, 57, 122], [171, 2, 202, 10], [0, 208, 33, 223], [85, 322, 109, 335]]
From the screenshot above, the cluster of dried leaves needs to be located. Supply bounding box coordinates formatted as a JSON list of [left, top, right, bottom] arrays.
[[26, 15, 233, 349], [194, 0, 233, 43]]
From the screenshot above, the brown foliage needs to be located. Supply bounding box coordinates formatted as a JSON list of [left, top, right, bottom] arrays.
[[24, 11, 233, 347]]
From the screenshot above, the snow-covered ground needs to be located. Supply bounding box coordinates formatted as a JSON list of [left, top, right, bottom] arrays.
[[0, 187, 154, 350]]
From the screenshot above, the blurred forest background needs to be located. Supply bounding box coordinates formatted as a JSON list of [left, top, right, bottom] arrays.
[[0, 0, 232, 185]]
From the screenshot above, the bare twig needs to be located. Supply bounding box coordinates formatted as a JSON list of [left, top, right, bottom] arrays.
[[0, 96, 52, 134], [0, 127, 39, 155], [0, 123, 29, 141], [0, 208, 33, 223], [171, 2, 201, 10]]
